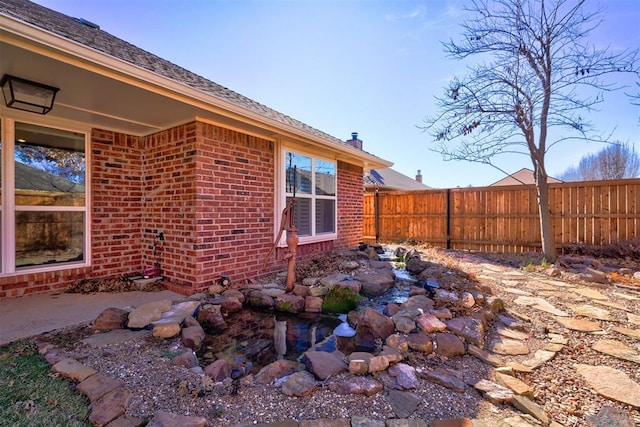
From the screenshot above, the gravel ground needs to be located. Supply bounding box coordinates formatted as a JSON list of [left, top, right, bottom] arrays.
[[40, 246, 640, 426]]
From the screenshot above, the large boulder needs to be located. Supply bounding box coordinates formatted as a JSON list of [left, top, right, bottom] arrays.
[[406, 258, 431, 275], [354, 271, 396, 297], [355, 308, 395, 352]]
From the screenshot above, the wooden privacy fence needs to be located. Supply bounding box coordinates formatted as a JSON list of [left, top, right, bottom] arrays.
[[363, 178, 640, 253]]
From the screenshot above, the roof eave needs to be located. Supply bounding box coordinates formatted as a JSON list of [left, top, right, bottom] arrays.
[[1, 14, 392, 170]]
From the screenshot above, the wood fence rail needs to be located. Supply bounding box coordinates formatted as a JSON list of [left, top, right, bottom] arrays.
[[363, 178, 640, 253]]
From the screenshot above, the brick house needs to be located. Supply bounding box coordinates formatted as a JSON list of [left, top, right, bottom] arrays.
[[0, 0, 391, 298]]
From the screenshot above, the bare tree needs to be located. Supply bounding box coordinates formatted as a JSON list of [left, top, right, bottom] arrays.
[[559, 142, 640, 181], [421, 0, 639, 262]]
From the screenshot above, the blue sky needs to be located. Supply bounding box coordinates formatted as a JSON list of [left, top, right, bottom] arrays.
[[34, 0, 639, 187]]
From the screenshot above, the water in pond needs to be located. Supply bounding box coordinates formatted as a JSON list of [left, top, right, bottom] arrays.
[[199, 263, 418, 372], [199, 310, 346, 370]]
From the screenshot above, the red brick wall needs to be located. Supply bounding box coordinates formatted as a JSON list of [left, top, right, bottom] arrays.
[[0, 129, 144, 298], [0, 121, 366, 298], [142, 123, 198, 287], [91, 129, 145, 277], [337, 160, 364, 249], [187, 122, 275, 292]]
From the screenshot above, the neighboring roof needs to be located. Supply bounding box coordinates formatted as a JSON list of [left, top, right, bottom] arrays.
[[365, 168, 431, 191], [490, 168, 562, 186], [0, 0, 392, 169], [6, 161, 85, 193]]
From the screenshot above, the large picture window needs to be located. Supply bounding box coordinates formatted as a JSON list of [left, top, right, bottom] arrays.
[[1, 118, 88, 274], [283, 150, 336, 241]]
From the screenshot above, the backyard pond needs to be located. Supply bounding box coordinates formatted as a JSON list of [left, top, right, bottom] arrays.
[[198, 261, 418, 372]]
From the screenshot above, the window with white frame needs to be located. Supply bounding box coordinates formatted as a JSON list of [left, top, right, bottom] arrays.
[[283, 149, 336, 240], [1, 118, 88, 274]]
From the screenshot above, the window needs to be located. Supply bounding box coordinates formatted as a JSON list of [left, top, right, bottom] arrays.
[[283, 150, 336, 241], [1, 118, 88, 274]]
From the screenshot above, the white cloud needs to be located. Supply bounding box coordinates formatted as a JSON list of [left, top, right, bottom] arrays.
[[385, 4, 427, 22]]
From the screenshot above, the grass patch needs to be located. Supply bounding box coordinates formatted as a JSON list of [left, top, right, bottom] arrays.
[[0, 340, 91, 426]]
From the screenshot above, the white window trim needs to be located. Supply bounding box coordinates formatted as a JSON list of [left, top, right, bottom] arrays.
[[0, 115, 92, 276], [275, 142, 338, 247]]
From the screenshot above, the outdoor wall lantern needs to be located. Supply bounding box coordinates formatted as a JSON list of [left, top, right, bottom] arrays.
[[1, 74, 60, 115]]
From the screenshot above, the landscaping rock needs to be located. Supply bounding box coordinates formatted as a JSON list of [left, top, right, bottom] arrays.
[[181, 324, 205, 351], [208, 296, 243, 314], [77, 373, 125, 402], [355, 271, 396, 297], [146, 411, 208, 427], [401, 295, 435, 311], [274, 293, 305, 313], [406, 331, 434, 353], [473, 379, 514, 404], [435, 333, 466, 357], [152, 322, 181, 338], [281, 371, 317, 396], [255, 359, 299, 385], [127, 300, 172, 329], [488, 338, 530, 356], [303, 350, 347, 380], [415, 312, 447, 333], [387, 363, 419, 390], [89, 386, 131, 426], [305, 296, 323, 312], [446, 316, 485, 347], [93, 307, 129, 330], [592, 339, 640, 364], [246, 290, 275, 310], [385, 389, 421, 418], [356, 308, 395, 351], [171, 350, 199, 369], [329, 376, 383, 396], [204, 359, 231, 382], [52, 358, 97, 382], [196, 304, 227, 331], [419, 367, 465, 392], [575, 364, 640, 407]]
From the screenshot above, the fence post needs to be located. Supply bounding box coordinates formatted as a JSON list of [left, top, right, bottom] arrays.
[[446, 188, 451, 249], [374, 187, 380, 243]]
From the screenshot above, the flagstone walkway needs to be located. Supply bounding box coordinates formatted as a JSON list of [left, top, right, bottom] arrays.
[[448, 252, 640, 426]]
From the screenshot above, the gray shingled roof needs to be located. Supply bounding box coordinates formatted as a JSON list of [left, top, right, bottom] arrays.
[[365, 168, 430, 191], [1, 0, 357, 149]]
